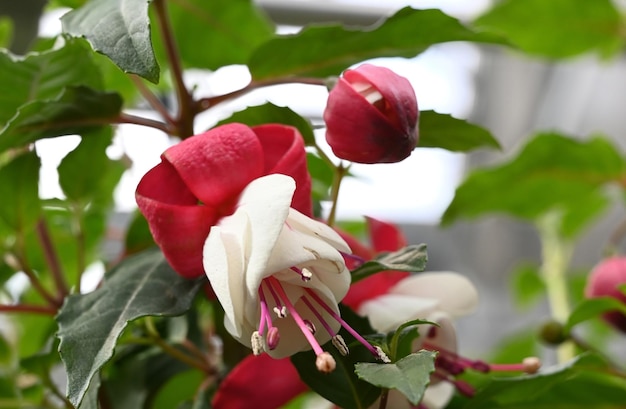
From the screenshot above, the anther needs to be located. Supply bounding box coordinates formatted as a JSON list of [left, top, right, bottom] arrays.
[[523, 356, 541, 374], [251, 331, 264, 356], [316, 352, 336, 373], [332, 335, 349, 356], [266, 327, 280, 350], [291, 266, 312, 282], [375, 346, 391, 363], [303, 319, 316, 334], [273, 306, 287, 318]]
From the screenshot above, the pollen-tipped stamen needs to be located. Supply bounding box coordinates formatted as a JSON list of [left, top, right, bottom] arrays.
[[301, 296, 350, 356], [304, 288, 387, 362], [291, 266, 312, 282], [263, 280, 287, 318]]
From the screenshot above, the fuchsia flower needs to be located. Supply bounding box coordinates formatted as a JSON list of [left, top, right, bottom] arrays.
[[324, 64, 419, 164], [585, 256, 626, 332], [136, 123, 312, 279]]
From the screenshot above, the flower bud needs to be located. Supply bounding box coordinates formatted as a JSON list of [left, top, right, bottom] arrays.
[[585, 256, 626, 332], [323, 64, 419, 164]]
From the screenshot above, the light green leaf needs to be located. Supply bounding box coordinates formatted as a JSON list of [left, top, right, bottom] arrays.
[[61, 0, 159, 83], [566, 297, 626, 331], [510, 264, 545, 310], [56, 249, 203, 408], [0, 17, 13, 49], [355, 351, 437, 405], [442, 133, 626, 237], [0, 86, 122, 153], [249, 8, 506, 80], [216, 103, 316, 146], [351, 244, 428, 284], [0, 39, 102, 125], [475, 0, 623, 59], [418, 110, 500, 152], [0, 152, 40, 233]]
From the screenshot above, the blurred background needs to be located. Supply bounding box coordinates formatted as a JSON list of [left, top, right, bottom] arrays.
[[3, 0, 626, 362]]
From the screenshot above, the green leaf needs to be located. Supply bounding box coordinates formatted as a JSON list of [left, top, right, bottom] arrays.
[[565, 297, 626, 331], [160, 0, 274, 70], [61, 0, 159, 83], [388, 319, 433, 361], [124, 210, 157, 256], [441, 133, 626, 237], [58, 128, 114, 202], [510, 264, 545, 310], [351, 244, 428, 284], [0, 152, 40, 232], [0, 39, 103, 125], [249, 8, 506, 80], [307, 153, 334, 201], [355, 351, 437, 405], [56, 249, 203, 408], [466, 353, 626, 409], [0, 17, 13, 49], [217, 103, 316, 146], [475, 0, 623, 59], [418, 110, 500, 152], [0, 86, 122, 153]]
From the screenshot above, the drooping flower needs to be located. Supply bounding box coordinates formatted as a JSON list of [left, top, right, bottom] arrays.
[[324, 64, 419, 164], [585, 256, 626, 332], [203, 174, 389, 369], [135, 123, 312, 279]]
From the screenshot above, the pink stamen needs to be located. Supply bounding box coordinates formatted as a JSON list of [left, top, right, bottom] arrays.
[[302, 296, 337, 337], [304, 288, 380, 359], [340, 251, 366, 268], [263, 280, 286, 318], [267, 277, 325, 356], [257, 286, 273, 336]]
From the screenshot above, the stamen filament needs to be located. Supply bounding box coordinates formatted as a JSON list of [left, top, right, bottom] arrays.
[[257, 287, 273, 336], [340, 251, 366, 268], [263, 280, 287, 318], [267, 277, 324, 356], [302, 296, 337, 336], [304, 288, 381, 359]]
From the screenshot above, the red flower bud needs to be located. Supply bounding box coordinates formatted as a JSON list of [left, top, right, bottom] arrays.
[[324, 64, 419, 164], [585, 256, 626, 332], [135, 123, 312, 279]]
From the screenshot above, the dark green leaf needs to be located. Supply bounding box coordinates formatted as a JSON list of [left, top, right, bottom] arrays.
[[216, 103, 316, 146], [388, 319, 434, 361], [418, 110, 500, 152], [351, 244, 428, 284], [249, 8, 506, 80], [441, 133, 626, 237], [0, 86, 122, 153], [0, 17, 13, 49], [355, 351, 436, 405], [61, 0, 159, 83], [159, 0, 274, 70], [56, 249, 203, 407], [78, 372, 101, 409], [475, 0, 623, 59], [0, 39, 102, 125], [510, 264, 545, 310], [565, 297, 626, 331], [0, 152, 40, 232], [466, 353, 626, 409], [124, 210, 157, 256]]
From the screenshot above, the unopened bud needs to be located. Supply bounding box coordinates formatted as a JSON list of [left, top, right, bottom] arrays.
[[316, 352, 336, 373], [267, 327, 280, 350], [539, 320, 567, 345], [522, 356, 541, 374]]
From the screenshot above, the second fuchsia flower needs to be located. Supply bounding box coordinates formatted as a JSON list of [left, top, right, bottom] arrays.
[[585, 256, 626, 332], [324, 64, 419, 164]]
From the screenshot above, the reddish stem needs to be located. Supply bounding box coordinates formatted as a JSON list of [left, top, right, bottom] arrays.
[[0, 304, 57, 315]]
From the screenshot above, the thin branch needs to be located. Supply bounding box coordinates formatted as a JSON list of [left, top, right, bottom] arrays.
[[195, 76, 327, 113], [117, 112, 173, 134], [36, 218, 69, 300], [14, 252, 61, 308], [129, 74, 176, 124], [153, 0, 195, 138], [0, 304, 57, 315], [326, 162, 349, 227]]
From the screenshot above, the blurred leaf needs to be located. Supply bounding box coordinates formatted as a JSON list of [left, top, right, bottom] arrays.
[[466, 353, 626, 409], [0, 38, 102, 125], [441, 133, 626, 237], [0, 152, 40, 233], [159, 0, 274, 70], [355, 351, 436, 405], [124, 211, 157, 256], [57, 249, 203, 408], [0, 86, 122, 153], [61, 0, 159, 83], [418, 110, 500, 152], [217, 103, 316, 146], [475, 0, 623, 59], [351, 244, 428, 284], [565, 297, 626, 331], [291, 305, 380, 409], [0, 17, 13, 49], [306, 153, 334, 201], [152, 369, 204, 409], [249, 8, 506, 80], [488, 330, 540, 366], [510, 264, 545, 310]]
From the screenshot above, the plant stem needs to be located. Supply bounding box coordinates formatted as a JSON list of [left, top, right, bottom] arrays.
[[378, 389, 389, 409], [326, 162, 349, 227], [117, 113, 173, 134], [129, 74, 176, 124], [36, 218, 69, 300], [0, 304, 57, 315], [153, 0, 195, 138], [13, 250, 60, 308], [195, 77, 327, 112], [537, 213, 575, 363], [71, 205, 86, 294]]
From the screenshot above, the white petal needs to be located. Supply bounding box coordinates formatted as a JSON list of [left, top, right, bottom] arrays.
[[286, 208, 351, 254], [358, 294, 438, 333], [422, 311, 458, 353], [389, 272, 479, 317], [422, 382, 455, 409]]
